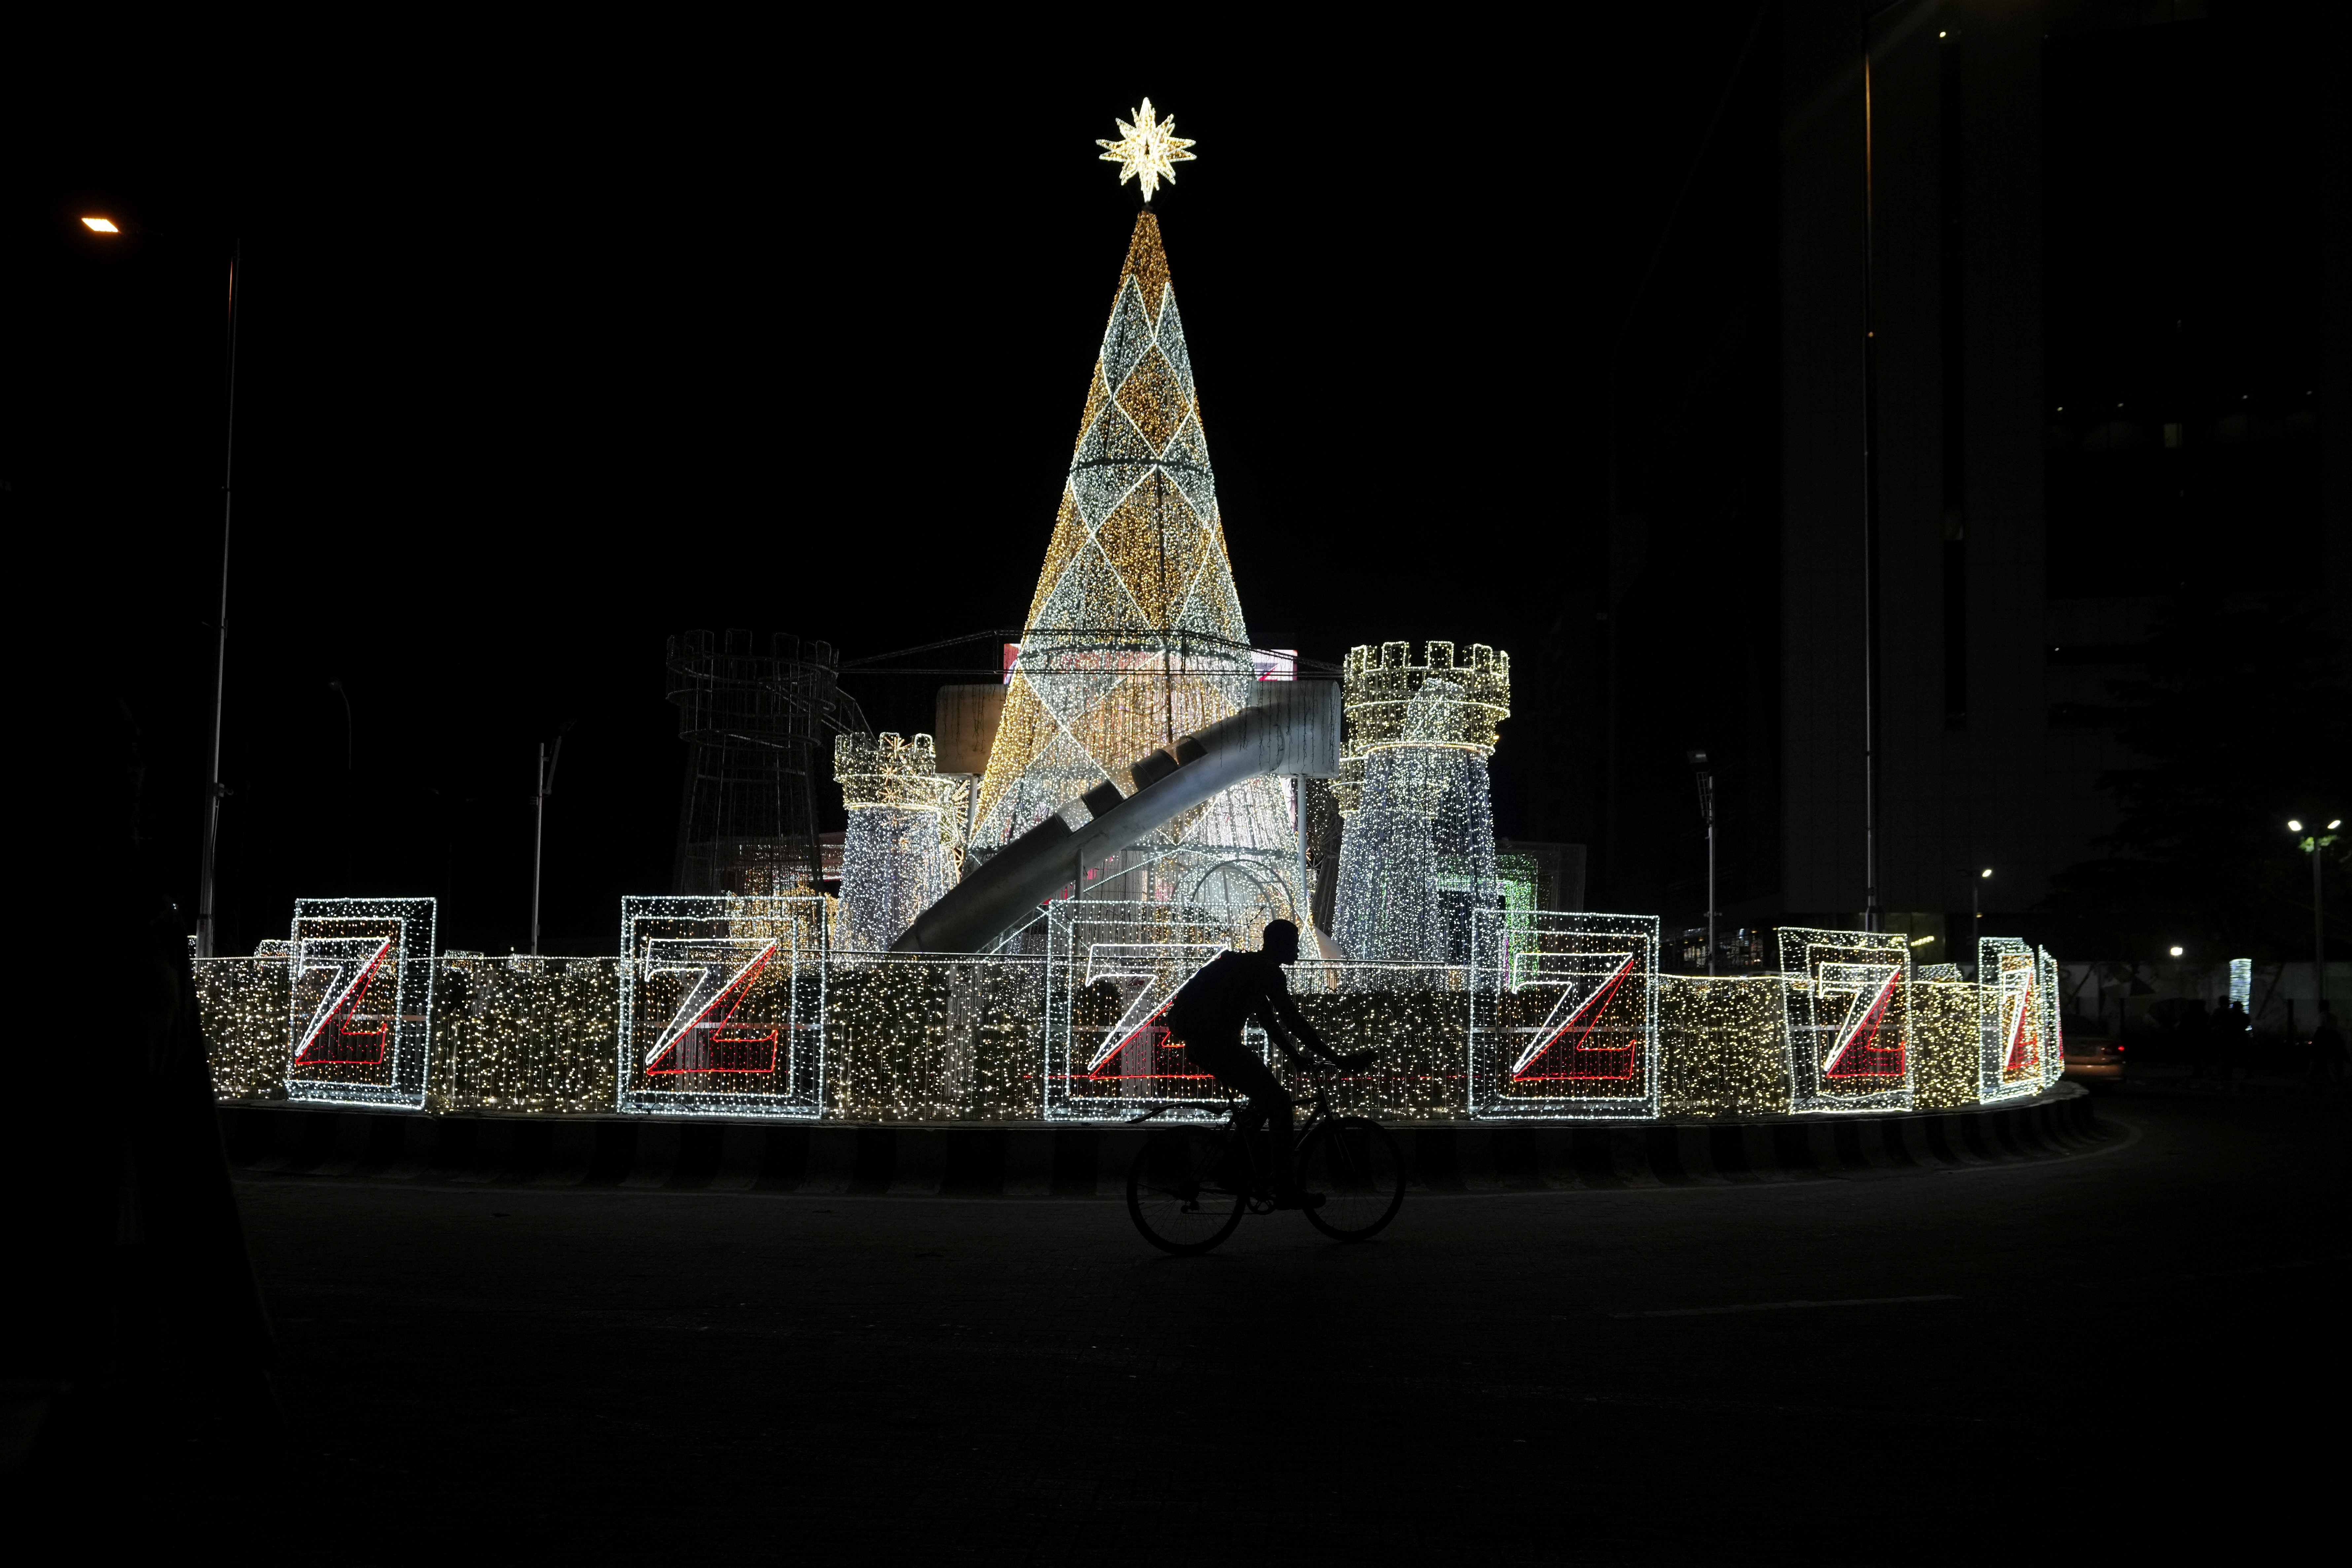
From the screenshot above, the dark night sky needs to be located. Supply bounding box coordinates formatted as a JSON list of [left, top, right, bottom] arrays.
[[14, 25, 1764, 952]]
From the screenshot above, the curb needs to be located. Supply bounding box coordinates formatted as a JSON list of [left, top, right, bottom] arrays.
[[218, 1084, 2105, 1197]]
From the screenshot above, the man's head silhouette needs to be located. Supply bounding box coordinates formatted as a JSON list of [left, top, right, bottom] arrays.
[[1262, 919, 1300, 965]]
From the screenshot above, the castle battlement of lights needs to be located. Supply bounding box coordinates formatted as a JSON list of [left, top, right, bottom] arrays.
[[198, 103, 2070, 1126]]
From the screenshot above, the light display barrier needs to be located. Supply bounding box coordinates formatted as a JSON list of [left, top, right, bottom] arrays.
[[195, 905, 2070, 1125]]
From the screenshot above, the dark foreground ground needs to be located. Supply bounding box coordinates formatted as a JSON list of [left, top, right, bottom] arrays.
[[49, 1092, 2352, 1562]]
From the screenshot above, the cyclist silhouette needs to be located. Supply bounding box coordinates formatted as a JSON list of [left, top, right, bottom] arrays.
[[1161, 919, 1368, 1209]]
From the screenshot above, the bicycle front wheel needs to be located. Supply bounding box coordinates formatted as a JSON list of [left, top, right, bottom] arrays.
[[1297, 1117, 1406, 1242], [1127, 1127, 1247, 1256]]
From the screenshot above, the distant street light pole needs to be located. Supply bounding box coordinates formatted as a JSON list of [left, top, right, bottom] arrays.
[[1973, 866, 1991, 926], [1688, 750, 1716, 975], [330, 679, 355, 884], [328, 679, 354, 770], [530, 721, 577, 956], [198, 239, 241, 957], [84, 216, 241, 956], [2289, 819, 2340, 1004]]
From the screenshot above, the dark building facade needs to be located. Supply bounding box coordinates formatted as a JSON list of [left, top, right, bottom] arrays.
[[1780, 0, 2049, 921], [1591, 0, 2344, 953]]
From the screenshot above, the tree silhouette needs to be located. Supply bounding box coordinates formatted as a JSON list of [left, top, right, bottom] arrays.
[[2043, 594, 2349, 959]]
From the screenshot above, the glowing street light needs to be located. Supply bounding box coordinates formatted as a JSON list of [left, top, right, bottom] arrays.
[[79, 211, 243, 958], [2291, 817, 2340, 1005], [2169, 945, 2185, 958], [1973, 866, 1992, 925], [1687, 749, 1716, 974]]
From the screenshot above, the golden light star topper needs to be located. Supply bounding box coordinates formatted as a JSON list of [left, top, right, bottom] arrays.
[[1096, 97, 1197, 201]]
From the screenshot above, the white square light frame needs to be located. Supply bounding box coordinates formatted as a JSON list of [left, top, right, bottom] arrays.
[[1042, 899, 1273, 1123], [1468, 909, 1659, 1121], [1978, 936, 2045, 1102], [285, 897, 437, 1109], [1777, 927, 1914, 1114], [617, 894, 827, 1118]]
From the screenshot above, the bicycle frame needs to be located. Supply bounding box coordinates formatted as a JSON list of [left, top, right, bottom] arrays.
[[1126, 1065, 1345, 1192], [1127, 1064, 1343, 1131]]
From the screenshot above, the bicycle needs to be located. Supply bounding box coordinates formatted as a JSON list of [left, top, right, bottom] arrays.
[[1124, 1058, 1407, 1255]]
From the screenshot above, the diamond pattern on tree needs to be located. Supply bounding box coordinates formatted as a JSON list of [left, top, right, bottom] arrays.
[[1095, 481, 1208, 625], [1155, 292, 1195, 399], [1101, 280, 1154, 400], [1024, 492, 1091, 628], [1113, 345, 1189, 452], [1070, 377, 1108, 453], [1165, 452, 1217, 520], [970, 677, 1058, 830], [1027, 541, 1145, 638]]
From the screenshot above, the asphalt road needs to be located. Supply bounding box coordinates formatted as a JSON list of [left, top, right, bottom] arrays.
[[86, 1092, 2352, 1561]]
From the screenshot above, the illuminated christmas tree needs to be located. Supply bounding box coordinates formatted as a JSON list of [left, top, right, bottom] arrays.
[[970, 205, 1303, 921]]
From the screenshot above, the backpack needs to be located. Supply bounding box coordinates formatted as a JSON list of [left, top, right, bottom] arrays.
[[1162, 949, 1249, 1041]]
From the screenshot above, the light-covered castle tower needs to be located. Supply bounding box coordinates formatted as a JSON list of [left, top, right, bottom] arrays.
[[1332, 641, 1511, 968], [834, 733, 964, 952]]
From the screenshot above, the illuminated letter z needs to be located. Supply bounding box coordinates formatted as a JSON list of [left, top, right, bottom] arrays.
[[644, 939, 782, 1075]]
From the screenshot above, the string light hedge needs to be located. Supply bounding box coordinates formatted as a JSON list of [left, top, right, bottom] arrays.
[[1276, 972, 1469, 1122], [197, 958, 292, 1101], [433, 957, 620, 1116], [1655, 977, 1791, 1119], [1907, 979, 1983, 1112], [823, 958, 1045, 1122]]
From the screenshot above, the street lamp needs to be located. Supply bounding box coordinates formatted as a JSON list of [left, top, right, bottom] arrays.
[[1973, 867, 1991, 926], [1687, 750, 1716, 975], [2290, 818, 2340, 1004], [328, 680, 354, 770], [530, 721, 577, 956], [329, 679, 355, 884], [82, 213, 242, 958]]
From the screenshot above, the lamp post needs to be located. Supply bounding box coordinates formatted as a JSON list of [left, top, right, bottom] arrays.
[[530, 721, 577, 956], [2289, 818, 2340, 1004], [1973, 866, 1991, 926], [82, 215, 240, 958], [330, 679, 355, 884], [328, 679, 354, 770], [1687, 750, 1716, 975]]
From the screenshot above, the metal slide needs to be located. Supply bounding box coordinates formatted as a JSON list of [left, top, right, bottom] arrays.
[[890, 680, 1340, 955]]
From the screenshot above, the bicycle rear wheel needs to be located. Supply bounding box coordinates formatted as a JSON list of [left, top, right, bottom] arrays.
[[1296, 1117, 1406, 1242], [1127, 1127, 1247, 1255]]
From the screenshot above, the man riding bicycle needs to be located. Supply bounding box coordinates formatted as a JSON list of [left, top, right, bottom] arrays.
[[1160, 919, 1370, 1211]]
